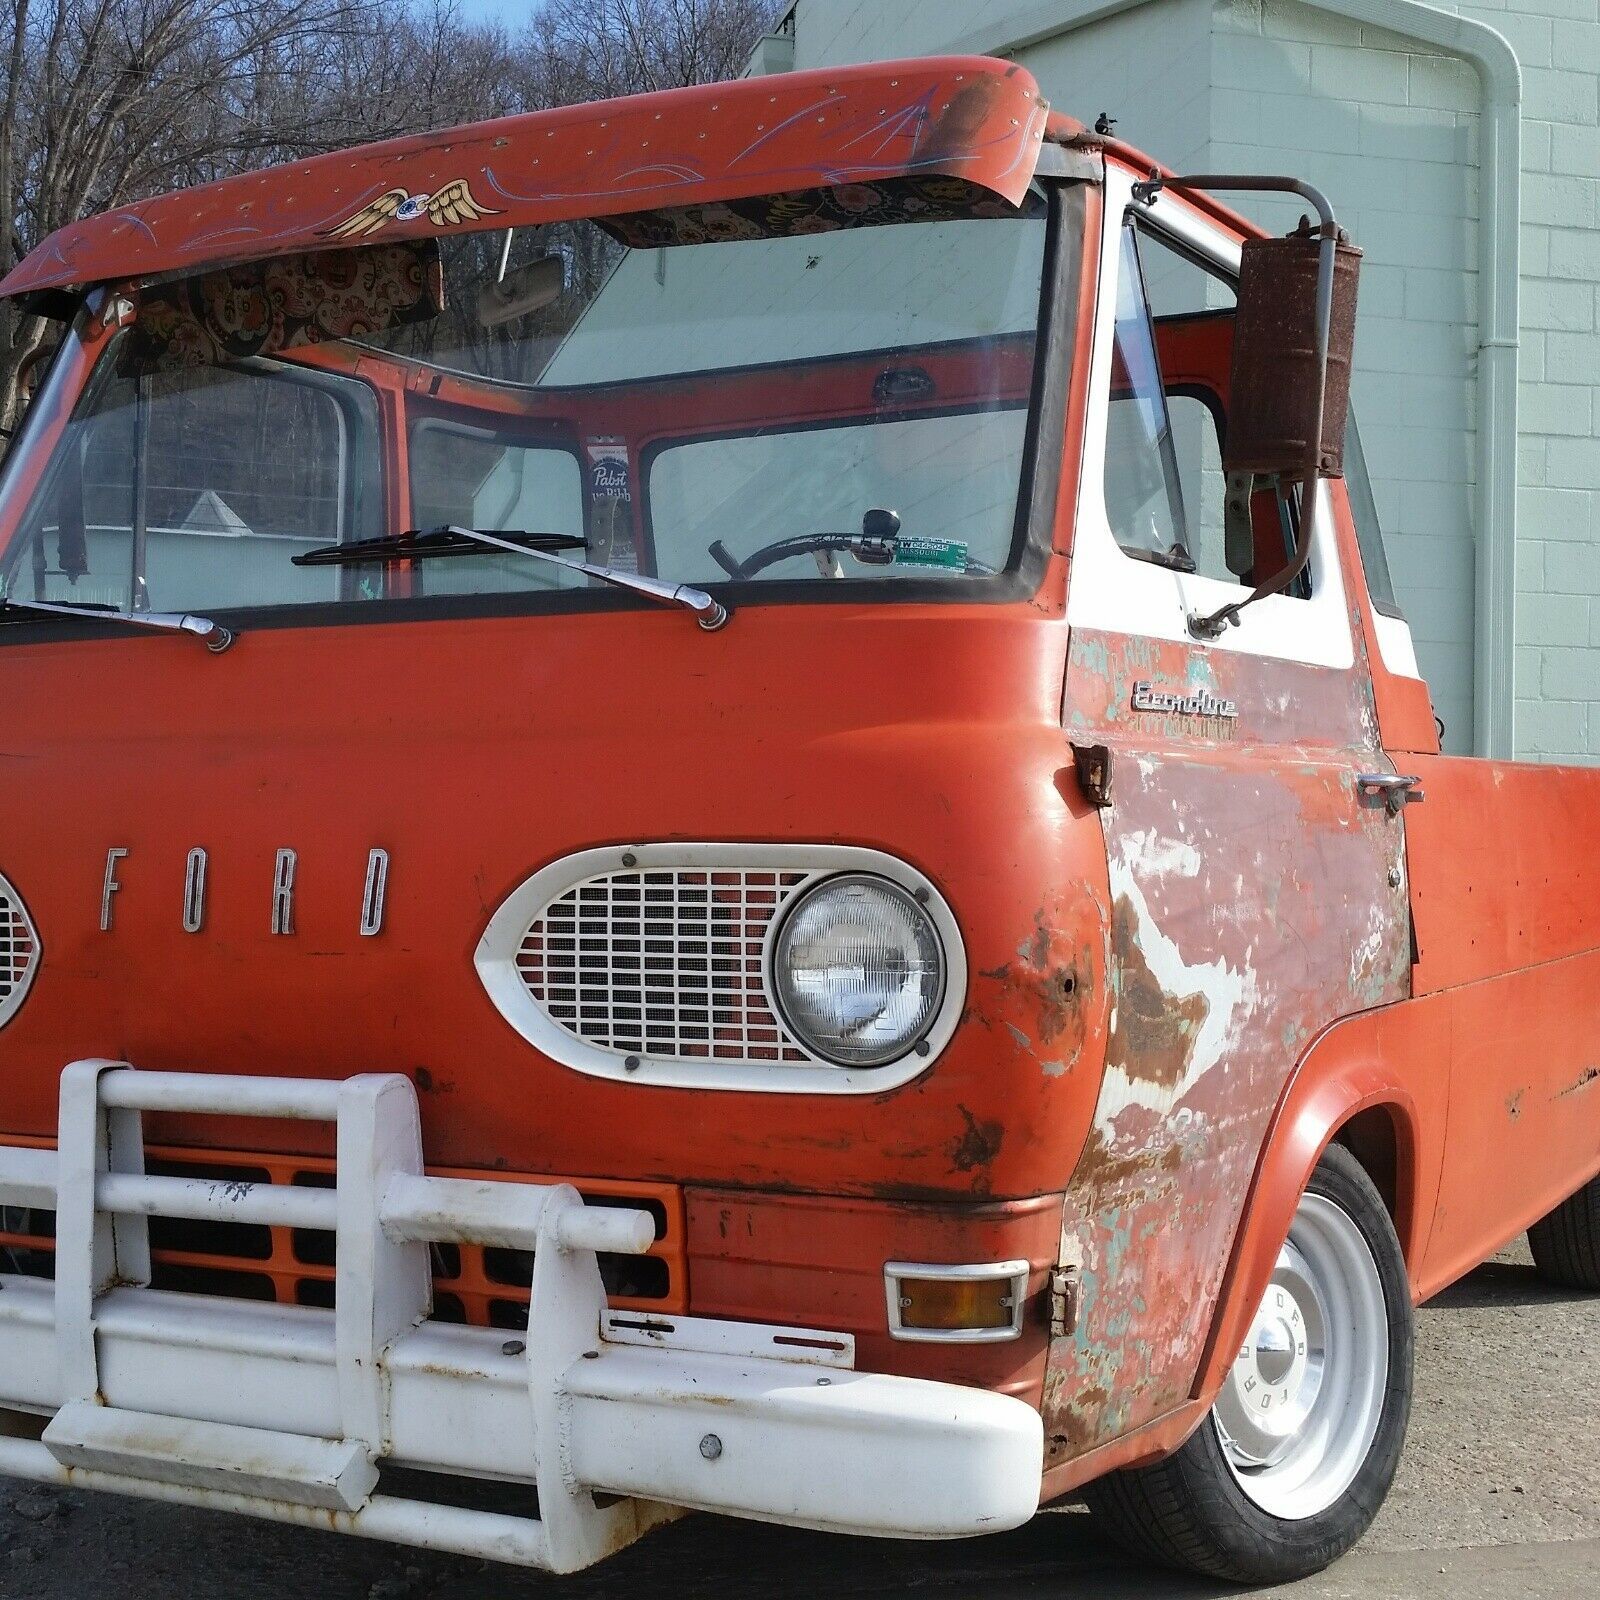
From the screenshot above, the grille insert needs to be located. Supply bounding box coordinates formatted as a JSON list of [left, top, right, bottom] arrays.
[[516, 868, 813, 1064], [0, 873, 39, 1028]]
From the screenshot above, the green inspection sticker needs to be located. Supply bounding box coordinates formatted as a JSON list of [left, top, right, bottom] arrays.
[[891, 536, 969, 570]]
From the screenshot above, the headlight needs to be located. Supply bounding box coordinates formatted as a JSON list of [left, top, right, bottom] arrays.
[[771, 874, 946, 1066]]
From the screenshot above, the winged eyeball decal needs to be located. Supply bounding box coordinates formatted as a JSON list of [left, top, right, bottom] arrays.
[[325, 179, 502, 239]]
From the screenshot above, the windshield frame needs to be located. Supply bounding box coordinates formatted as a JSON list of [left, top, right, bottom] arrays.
[[0, 183, 1084, 643]]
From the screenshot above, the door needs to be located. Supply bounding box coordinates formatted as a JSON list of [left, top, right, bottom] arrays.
[[1042, 177, 1414, 1466]]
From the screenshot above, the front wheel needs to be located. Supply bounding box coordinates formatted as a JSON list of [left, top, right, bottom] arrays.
[[1083, 1145, 1414, 1585]]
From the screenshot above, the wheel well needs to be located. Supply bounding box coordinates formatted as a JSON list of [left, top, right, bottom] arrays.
[[1332, 1105, 1405, 1240]]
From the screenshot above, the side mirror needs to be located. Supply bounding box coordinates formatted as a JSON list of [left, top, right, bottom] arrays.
[[1224, 223, 1361, 481], [478, 255, 565, 328]]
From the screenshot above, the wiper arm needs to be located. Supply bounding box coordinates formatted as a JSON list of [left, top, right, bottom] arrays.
[[0, 595, 234, 652], [297, 526, 729, 632], [292, 527, 589, 566]]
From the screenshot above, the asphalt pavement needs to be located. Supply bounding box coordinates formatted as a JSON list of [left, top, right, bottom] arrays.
[[1, 1240, 1594, 1599]]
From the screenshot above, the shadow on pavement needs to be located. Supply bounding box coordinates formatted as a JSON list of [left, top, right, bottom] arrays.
[[1428, 1258, 1590, 1312], [5, 1484, 1281, 1600], [407, 1505, 1249, 1600]]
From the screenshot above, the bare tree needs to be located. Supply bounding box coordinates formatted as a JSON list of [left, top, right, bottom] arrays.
[[0, 1, 342, 426], [523, 0, 783, 104], [0, 0, 782, 436]]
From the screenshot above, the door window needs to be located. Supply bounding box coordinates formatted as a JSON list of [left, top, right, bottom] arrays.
[[1104, 224, 1190, 570], [1106, 217, 1311, 600]]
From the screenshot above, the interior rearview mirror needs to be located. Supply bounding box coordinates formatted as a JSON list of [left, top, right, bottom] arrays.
[[478, 255, 565, 328]]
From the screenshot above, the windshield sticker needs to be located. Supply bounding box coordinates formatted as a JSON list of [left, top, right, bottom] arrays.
[[892, 536, 968, 570], [585, 437, 636, 572]]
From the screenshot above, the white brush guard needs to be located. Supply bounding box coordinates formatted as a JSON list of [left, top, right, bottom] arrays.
[[0, 1062, 1044, 1571]]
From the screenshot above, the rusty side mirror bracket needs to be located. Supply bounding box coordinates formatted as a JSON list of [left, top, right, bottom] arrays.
[[1130, 173, 1359, 641]]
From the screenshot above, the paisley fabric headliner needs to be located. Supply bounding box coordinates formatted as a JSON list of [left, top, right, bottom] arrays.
[[598, 176, 1044, 249], [128, 242, 443, 370]]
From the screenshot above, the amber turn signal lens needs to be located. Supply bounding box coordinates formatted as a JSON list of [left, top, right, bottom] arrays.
[[894, 1274, 1015, 1332]]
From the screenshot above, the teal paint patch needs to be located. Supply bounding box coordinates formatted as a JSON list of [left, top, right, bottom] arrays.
[[892, 536, 968, 570]]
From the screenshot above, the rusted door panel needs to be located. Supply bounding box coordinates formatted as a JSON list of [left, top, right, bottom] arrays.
[[1044, 628, 1411, 1466]]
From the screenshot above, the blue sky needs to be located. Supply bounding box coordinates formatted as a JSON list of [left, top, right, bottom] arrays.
[[456, 0, 537, 25]]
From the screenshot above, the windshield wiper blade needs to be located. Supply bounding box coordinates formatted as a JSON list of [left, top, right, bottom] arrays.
[[0, 595, 234, 652], [297, 525, 729, 632], [292, 527, 589, 567]]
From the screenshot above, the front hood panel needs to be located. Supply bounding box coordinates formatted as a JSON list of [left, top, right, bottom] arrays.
[[0, 602, 1110, 1198]]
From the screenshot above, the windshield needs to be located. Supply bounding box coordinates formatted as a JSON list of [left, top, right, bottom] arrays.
[[0, 194, 1055, 621]]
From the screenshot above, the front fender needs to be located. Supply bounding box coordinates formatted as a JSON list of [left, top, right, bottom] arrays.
[[1040, 993, 1450, 1502], [1190, 994, 1450, 1406]]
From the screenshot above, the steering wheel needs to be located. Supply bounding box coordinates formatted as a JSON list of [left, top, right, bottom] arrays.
[[709, 509, 903, 580]]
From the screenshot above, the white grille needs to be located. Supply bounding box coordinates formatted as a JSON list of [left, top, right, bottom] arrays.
[[0, 873, 39, 1028], [516, 868, 813, 1064]]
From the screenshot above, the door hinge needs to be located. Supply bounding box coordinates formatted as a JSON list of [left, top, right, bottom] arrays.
[[1071, 743, 1112, 809], [1049, 1264, 1080, 1338]]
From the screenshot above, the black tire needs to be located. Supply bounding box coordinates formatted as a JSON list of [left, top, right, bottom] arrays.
[[1082, 1145, 1414, 1586], [1528, 1174, 1600, 1290]]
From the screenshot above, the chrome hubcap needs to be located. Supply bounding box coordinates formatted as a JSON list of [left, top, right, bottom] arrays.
[[1213, 1192, 1388, 1520]]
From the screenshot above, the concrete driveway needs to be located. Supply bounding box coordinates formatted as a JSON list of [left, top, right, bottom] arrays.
[[2, 1240, 1595, 1599]]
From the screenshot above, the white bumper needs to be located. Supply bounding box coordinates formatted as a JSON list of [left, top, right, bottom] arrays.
[[0, 1062, 1043, 1571]]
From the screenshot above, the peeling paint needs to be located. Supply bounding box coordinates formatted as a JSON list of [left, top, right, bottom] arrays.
[[1045, 625, 1413, 1467], [1100, 869, 1247, 1107]]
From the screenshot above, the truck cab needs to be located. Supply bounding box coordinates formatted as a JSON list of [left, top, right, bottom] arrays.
[[0, 55, 1595, 1587]]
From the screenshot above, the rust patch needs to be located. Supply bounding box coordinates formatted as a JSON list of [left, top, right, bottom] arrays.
[[1103, 895, 1210, 1089], [1054, 1384, 1111, 1455], [1558, 1064, 1600, 1099], [1035, 966, 1080, 1046], [926, 77, 1001, 159], [949, 1104, 1004, 1174], [987, 914, 1098, 1076], [1073, 1125, 1186, 1192]]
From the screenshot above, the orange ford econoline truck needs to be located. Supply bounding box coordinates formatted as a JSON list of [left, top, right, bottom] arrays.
[[0, 55, 1594, 1588]]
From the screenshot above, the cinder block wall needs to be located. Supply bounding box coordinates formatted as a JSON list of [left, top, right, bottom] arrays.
[[1487, 0, 1600, 761]]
